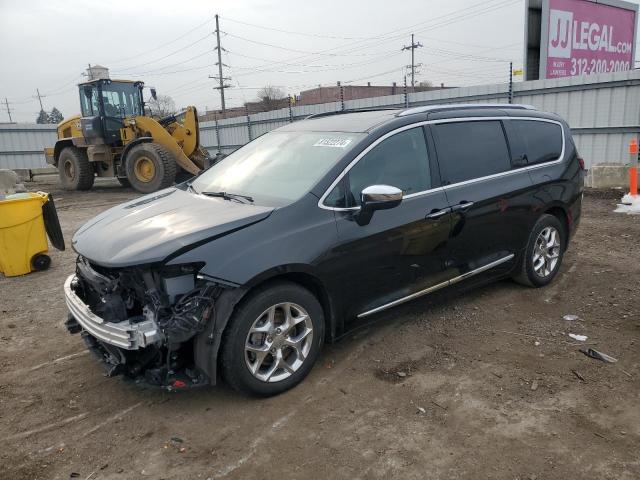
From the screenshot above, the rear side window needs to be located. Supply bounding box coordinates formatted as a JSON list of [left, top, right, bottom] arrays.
[[433, 120, 511, 184], [512, 120, 563, 165]]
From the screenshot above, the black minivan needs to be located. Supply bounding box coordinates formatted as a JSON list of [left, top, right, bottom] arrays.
[[64, 104, 583, 396]]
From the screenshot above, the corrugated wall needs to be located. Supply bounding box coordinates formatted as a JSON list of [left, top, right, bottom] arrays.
[[0, 124, 57, 169], [2, 70, 639, 171]]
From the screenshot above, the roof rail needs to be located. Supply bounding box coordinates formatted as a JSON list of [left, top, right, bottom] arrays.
[[397, 103, 537, 117], [305, 107, 398, 120]]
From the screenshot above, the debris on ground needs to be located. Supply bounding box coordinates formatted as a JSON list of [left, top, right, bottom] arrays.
[[572, 370, 586, 382], [431, 401, 447, 410], [580, 348, 618, 363], [568, 334, 588, 341], [396, 371, 407, 378], [614, 194, 640, 214], [417, 407, 426, 414], [0, 169, 27, 195], [530, 380, 539, 391], [563, 314, 579, 321]]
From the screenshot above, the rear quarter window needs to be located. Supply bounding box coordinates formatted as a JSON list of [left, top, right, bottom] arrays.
[[512, 120, 563, 165], [432, 120, 511, 184]]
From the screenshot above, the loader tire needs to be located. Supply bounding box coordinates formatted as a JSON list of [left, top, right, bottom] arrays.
[[58, 147, 95, 191], [125, 143, 177, 194]]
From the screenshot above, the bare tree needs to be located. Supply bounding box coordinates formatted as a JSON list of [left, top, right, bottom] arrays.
[[148, 94, 177, 117], [255, 86, 286, 111]]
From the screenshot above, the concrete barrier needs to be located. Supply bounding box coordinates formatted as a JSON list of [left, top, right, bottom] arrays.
[[586, 164, 637, 188]]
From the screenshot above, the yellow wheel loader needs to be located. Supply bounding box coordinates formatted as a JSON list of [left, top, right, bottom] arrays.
[[44, 79, 210, 194]]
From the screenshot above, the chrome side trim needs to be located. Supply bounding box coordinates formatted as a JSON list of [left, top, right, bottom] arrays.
[[318, 116, 565, 211], [64, 275, 163, 350], [356, 254, 515, 318]]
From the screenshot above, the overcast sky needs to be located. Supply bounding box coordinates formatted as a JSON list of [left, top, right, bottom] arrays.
[[0, 0, 637, 122]]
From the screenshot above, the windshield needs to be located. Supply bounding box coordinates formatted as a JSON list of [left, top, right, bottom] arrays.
[[191, 131, 365, 205], [101, 83, 143, 117]]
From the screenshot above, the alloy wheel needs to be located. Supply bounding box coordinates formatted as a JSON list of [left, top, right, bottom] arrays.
[[532, 226, 561, 277], [244, 302, 314, 383]]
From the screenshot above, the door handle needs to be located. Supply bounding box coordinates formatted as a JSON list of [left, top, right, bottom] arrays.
[[426, 207, 451, 219], [451, 201, 474, 212]]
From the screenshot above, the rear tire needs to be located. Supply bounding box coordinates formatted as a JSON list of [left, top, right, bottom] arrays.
[[125, 143, 177, 194], [58, 147, 94, 191], [513, 214, 566, 287], [221, 281, 325, 397]]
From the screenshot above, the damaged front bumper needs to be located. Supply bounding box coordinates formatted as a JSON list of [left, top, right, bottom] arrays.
[[64, 274, 163, 350], [63, 257, 224, 388]]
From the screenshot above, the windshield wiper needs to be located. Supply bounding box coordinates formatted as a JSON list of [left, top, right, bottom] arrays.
[[201, 191, 254, 203]]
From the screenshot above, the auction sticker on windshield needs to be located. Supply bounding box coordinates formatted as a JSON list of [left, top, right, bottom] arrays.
[[313, 138, 353, 148]]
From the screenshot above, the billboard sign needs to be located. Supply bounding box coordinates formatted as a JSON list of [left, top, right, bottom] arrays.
[[524, 0, 638, 80]]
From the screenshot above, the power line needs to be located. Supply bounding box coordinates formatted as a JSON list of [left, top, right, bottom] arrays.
[[229, 51, 400, 78], [107, 17, 214, 66], [115, 33, 213, 72], [221, 16, 375, 40]]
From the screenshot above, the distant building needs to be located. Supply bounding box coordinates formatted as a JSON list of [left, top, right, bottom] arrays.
[[199, 82, 451, 121]]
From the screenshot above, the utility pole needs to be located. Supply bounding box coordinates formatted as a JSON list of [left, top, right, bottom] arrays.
[[35, 88, 45, 111], [402, 34, 423, 90], [508, 62, 513, 104], [211, 14, 231, 113], [4, 98, 12, 122]]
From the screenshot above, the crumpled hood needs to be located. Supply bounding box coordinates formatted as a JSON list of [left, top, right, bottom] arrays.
[[72, 187, 274, 267]]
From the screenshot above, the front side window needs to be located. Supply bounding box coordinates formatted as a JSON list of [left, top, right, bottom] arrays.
[[191, 131, 365, 206], [433, 120, 511, 184], [332, 127, 430, 207], [79, 86, 100, 117], [512, 120, 563, 165]]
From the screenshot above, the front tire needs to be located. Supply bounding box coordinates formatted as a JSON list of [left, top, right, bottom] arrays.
[[221, 282, 325, 397], [513, 214, 566, 287], [116, 177, 131, 188], [58, 147, 94, 191], [125, 143, 177, 194]]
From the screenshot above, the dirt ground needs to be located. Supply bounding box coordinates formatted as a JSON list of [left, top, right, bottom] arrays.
[[1, 176, 638, 480]]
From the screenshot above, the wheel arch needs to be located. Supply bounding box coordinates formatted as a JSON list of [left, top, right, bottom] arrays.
[[543, 204, 571, 242], [194, 265, 337, 386], [53, 139, 75, 166], [245, 270, 336, 341]]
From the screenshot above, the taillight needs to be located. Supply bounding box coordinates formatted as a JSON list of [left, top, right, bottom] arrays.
[[578, 157, 585, 170]]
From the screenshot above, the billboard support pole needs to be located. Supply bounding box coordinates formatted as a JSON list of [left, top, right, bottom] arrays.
[[508, 62, 514, 104]]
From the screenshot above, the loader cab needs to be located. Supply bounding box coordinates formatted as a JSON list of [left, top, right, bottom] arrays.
[[79, 79, 144, 146]]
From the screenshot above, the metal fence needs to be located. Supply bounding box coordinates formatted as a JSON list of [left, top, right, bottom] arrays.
[[2, 69, 639, 172]]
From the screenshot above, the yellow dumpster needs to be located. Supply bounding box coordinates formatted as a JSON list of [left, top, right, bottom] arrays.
[[0, 191, 65, 277]]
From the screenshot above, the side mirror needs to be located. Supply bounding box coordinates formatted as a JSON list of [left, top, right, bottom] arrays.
[[150, 88, 157, 100], [361, 184, 403, 212], [355, 185, 403, 226]]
